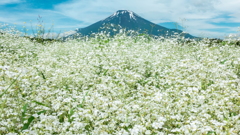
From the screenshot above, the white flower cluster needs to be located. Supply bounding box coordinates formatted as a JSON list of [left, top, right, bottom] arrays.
[[0, 30, 240, 134]]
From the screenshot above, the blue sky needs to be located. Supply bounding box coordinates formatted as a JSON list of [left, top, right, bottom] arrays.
[[0, 0, 240, 38]]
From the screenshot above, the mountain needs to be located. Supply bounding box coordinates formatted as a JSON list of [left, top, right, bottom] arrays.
[[68, 10, 195, 38]]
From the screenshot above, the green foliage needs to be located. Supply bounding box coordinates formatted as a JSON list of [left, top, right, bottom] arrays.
[[20, 102, 48, 131], [23, 36, 62, 44], [0, 73, 21, 98], [22, 110, 47, 131]]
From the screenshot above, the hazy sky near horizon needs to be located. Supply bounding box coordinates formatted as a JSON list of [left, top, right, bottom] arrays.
[[0, 0, 240, 38]]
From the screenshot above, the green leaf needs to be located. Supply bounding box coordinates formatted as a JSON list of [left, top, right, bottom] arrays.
[[220, 59, 227, 64], [32, 100, 49, 107], [22, 110, 46, 131], [78, 91, 89, 108], [59, 112, 66, 123], [22, 116, 34, 130], [69, 108, 75, 116], [40, 71, 46, 80], [0, 73, 21, 98], [68, 108, 75, 123], [21, 103, 28, 122], [207, 131, 216, 135], [103, 69, 109, 75]]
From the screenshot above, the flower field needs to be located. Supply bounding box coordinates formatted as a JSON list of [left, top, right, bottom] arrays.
[[0, 31, 240, 134]]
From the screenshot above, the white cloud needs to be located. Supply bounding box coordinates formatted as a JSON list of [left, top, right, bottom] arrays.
[[0, 16, 17, 23], [0, 0, 23, 5], [215, 0, 240, 23], [0, 8, 81, 36], [54, 0, 240, 38], [54, 0, 221, 22]]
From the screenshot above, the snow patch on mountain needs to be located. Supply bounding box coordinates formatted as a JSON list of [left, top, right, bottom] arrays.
[[129, 11, 136, 20], [103, 10, 139, 21]]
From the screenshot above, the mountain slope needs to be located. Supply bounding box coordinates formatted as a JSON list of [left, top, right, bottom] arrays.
[[71, 10, 195, 38]]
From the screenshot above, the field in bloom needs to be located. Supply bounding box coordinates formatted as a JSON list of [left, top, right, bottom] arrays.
[[0, 31, 240, 135]]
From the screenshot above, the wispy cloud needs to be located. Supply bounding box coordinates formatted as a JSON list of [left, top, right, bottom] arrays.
[[0, 7, 82, 33], [0, 0, 23, 5], [54, 0, 222, 22]]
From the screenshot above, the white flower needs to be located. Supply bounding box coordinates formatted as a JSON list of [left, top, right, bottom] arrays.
[[171, 128, 181, 132], [145, 130, 151, 134], [130, 125, 145, 135], [152, 122, 164, 129], [200, 126, 213, 133], [157, 116, 167, 122], [0, 127, 6, 132], [130, 127, 139, 135], [153, 92, 163, 102], [52, 102, 61, 110], [32, 114, 38, 118], [6, 133, 18, 135], [210, 120, 225, 126], [63, 97, 72, 103]]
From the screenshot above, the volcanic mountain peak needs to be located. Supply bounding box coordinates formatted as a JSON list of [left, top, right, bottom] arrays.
[[110, 10, 138, 20], [103, 10, 140, 22]]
